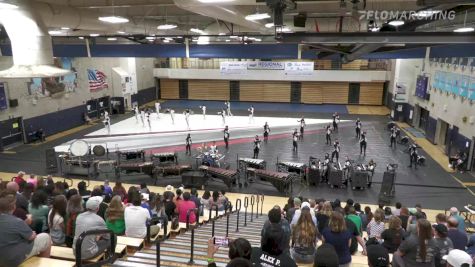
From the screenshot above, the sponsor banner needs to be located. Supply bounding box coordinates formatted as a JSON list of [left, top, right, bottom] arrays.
[[247, 61, 285, 70], [220, 62, 248, 74], [284, 62, 314, 75]]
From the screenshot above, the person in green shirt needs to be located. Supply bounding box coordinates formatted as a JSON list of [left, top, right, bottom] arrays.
[[346, 206, 363, 235], [29, 190, 50, 232], [105, 196, 125, 235]]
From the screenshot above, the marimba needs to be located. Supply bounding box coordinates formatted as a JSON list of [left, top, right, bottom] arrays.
[[117, 150, 145, 162], [276, 161, 307, 185], [199, 165, 239, 190], [63, 157, 98, 176], [116, 161, 157, 181], [151, 152, 177, 165], [248, 168, 295, 195], [238, 158, 266, 184]]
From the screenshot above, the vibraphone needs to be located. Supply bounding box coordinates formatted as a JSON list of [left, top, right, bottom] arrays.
[[156, 164, 192, 176], [63, 157, 98, 176], [151, 152, 178, 165], [199, 165, 239, 190], [276, 161, 307, 185], [117, 150, 145, 162], [116, 161, 157, 182], [328, 162, 344, 188], [351, 164, 372, 190], [247, 168, 295, 195], [238, 158, 266, 184]]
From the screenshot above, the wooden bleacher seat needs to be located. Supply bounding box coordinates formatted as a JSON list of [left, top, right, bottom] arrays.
[[20, 257, 75, 267], [50, 244, 126, 261], [117, 236, 144, 248]]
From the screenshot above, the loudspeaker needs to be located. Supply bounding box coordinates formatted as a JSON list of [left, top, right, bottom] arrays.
[[45, 148, 58, 172], [294, 13, 307, 27], [378, 171, 395, 202], [9, 99, 18, 107], [308, 168, 320, 186]]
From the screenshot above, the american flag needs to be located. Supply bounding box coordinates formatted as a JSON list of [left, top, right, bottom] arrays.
[[87, 69, 108, 92]]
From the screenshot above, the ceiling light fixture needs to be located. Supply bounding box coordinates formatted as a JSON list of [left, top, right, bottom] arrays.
[[157, 24, 177, 30], [89, 33, 100, 37], [245, 13, 270, 21], [388, 20, 404, 26], [61, 27, 70, 30], [198, 0, 235, 3], [0, 2, 18, 9], [48, 30, 62, 35], [78, 36, 85, 39], [107, 37, 117, 41], [117, 31, 126, 34], [454, 27, 474, 32], [98, 16, 129, 24], [265, 23, 274, 28], [190, 28, 206, 34]]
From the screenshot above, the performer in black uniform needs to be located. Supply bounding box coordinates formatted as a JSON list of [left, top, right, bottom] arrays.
[[185, 133, 192, 155], [408, 144, 418, 169], [331, 139, 341, 162], [263, 122, 270, 143], [253, 135, 261, 159], [325, 124, 332, 145], [360, 131, 367, 156], [355, 118, 362, 139], [223, 126, 230, 149], [332, 112, 340, 132], [389, 126, 397, 148], [292, 129, 298, 152], [322, 153, 331, 182], [297, 117, 306, 140]]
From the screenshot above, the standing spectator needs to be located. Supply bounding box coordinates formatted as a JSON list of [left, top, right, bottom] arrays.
[[105, 195, 125, 235], [393, 202, 402, 216], [252, 221, 297, 267], [177, 192, 197, 224], [77, 181, 90, 198], [190, 188, 201, 215], [392, 219, 438, 267], [286, 197, 301, 223], [449, 207, 466, 233], [362, 206, 373, 231], [29, 190, 50, 232], [433, 224, 453, 267], [207, 237, 252, 267], [283, 197, 294, 217], [0, 190, 52, 267], [399, 207, 410, 231], [66, 194, 83, 247], [26, 174, 38, 188], [447, 217, 468, 250], [113, 182, 127, 201], [124, 191, 155, 238], [442, 249, 473, 267], [322, 212, 352, 267], [367, 244, 390, 267], [381, 216, 405, 253], [346, 206, 363, 235], [73, 196, 110, 260], [290, 207, 317, 264], [367, 209, 385, 241], [151, 194, 167, 219], [48, 195, 67, 245], [13, 171, 26, 185], [261, 206, 291, 255], [317, 201, 332, 234], [201, 190, 211, 211]]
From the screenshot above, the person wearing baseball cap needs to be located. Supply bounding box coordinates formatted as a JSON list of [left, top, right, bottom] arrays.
[[367, 244, 389, 267], [443, 249, 473, 267], [73, 196, 110, 260]]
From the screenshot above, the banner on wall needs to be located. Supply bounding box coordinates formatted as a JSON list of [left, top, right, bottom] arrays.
[[432, 70, 475, 100], [247, 61, 285, 70], [88, 68, 109, 92], [0, 83, 7, 110], [284, 62, 314, 75], [28, 57, 78, 97], [219, 62, 247, 74], [220, 61, 314, 74]]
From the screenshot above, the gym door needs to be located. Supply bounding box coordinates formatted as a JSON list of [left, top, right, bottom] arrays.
[[419, 108, 429, 133]]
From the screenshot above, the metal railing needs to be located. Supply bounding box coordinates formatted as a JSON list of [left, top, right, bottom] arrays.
[[225, 202, 233, 237], [149, 216, 168, 267], [74, 229, 116, 267], [187, 208, 199, 265], [235, 198, 242, 232], [243, 196, 249, 227], [250, 195, 255, 222], [209, 203, 219, 237], [259, 194, 265, 216]]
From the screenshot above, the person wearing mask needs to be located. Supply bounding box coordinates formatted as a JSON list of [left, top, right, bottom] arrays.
[[73, 196, 110, 260], [261, 206, 291, 256], [207, 237, 251, 267], [392, 219, 439, 267], [447, 216, 468, 250], [29, 190, 50, 233], [48, 195, 67, 245], [105, 195, 125, 235], [0, 190, 52, 267], [290, 207, 317, 263], [433, 224, 453, 267], [321, 211, 352, 267], [381, 216, 405, 253], [177, 192, 197, 224]]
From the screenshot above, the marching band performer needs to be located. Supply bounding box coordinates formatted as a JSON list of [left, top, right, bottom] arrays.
[[155, 102, 161, 118], [263, 122, 270, 143], [332, 112, 340, 132], [146, 111, 152, 131], [253, 135, 261, 159], [210, 141, 218, 155], [389, 126, 397, 148], [248, 105, 255, 123], [140, 109, 145, 127], [184, 109, 191, 130], [408, 144, 419, 169], [200, 105, 206, 120], [225, 101, 233, 116], [355, 118, 362, 139], [134, 105, 139, 122], [185, 133, 192, 155], [223, 126, 230, 149], [325, 124, 332, 145], [360, 131, 367, 156], [292, 130, 298, 152], [331, 139, 341, 162], [219, 109, 226, 125], [297, 117, 306, 140]]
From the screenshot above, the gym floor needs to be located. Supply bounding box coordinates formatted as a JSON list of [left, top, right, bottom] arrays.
[[0, 101, 473, 209]]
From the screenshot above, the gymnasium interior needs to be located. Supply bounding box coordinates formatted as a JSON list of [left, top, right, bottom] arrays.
[[0, 0, 475, 266]]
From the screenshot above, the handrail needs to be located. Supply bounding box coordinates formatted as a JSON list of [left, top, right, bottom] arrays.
[[75, 229, 116, 267], [260, 194, 265, 215], [250, 195, 255, 222], [235, 199, 242, 232], [186, 208, 199, 265], [209, 203, 219, 237], [255, 194, 260, 219], [146, 216, 168, 243], [243, 197, 249, 227], [63, 177, 73, 187], [225, 202, 233, 237]]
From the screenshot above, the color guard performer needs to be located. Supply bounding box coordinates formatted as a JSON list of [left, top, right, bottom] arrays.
[[355, 118, 362, 139], [184, 109, 191, 130], [134, 105, 139, 122], [140, 109, 145, 127], [297, 117, 306, 140], [248, 105, 254, 123], [200, 105, 206, 120], [325, 124, 332, 145], [292, 129, 298, 152], [225, 101, 233, 116], [185, 133, 192, 155], [263, 122, 270, 143], [332, 112, 340, 132], [360, 131, 367, 156], [219, 109, 226, 125], [155, 102, 161, 118], [166, 108, 175, 124], [408, 144, 418, 169], [223, 126, 230, 149], [146, 111, 152, 131], [103, 116, 111, 135], [253, 135, 261, 159], [389, 126, 397, 148], [331, 139, 341, 162]]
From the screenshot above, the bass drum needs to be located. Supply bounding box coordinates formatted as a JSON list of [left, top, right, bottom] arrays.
[[93, 145, 106, 157], [69, 140, 89, 156]]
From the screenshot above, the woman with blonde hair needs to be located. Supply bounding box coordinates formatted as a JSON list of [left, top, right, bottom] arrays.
[[322, 211, 352, 267], [381, 216, 405, 252], [367, 208, 385, 240], [290, 207, 317, 263], [317, 201, 332, 234], [105, 195, 125, 235]]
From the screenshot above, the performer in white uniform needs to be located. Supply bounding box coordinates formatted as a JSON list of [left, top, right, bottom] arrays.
[[225, 101, 233, 116], [155, 102, 161, 119], [103, 116, 111, 135], [248, 105, 254, 123], [184, 109, 191, 130], [134, 106, 139, 122], [140, 109, 145, 127], [220, 109, 226, 125], [200, 105, 206, 120], [169, 109, 175, 124]]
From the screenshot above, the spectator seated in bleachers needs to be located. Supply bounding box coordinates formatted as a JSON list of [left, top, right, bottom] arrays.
[[0, 189, 52, 267], [48, 195, 67, 245], [29, 190, 49, 233], [316, 201, 332, 235], [177, 192, 196, 224], [367, 244, 390, 267], [66, 194, 83, 247], [447, 216, 468, 251], [443, 249, 473, 267], [381, 216, 405, 253], [207, 237, 252, 267], [449, 207, 466, 233], [261, 205, 291, 256], [290, 206, 317, 264], [313, 243, 339, 267], [321, 211, 354, 267], [105, 195, 125, 235], [290, 201, 316, 227], [125, 190, 159, 238], [433, 224, 453, 267]]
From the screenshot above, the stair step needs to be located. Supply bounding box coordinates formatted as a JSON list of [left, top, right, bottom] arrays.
[[125, 255, 226, 267], [174, 233, 260, 243], [137, 247, 229, 259], [159, 242, 229, 252]]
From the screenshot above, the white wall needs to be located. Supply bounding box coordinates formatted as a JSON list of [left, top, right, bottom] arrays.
[[154, 68, 389, 82], [0, 56, 155, 121]]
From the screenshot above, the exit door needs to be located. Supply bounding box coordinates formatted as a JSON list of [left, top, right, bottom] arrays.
[[348, 83, 360, 104]]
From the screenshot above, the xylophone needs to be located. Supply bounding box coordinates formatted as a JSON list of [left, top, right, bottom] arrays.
[[238, 158, 266, 184], [247, 168, 295, 195], [151, 152, 177, 165], [63, 157, 98, 176], [117, 150, 145, 162], [199, 165, 239, 190], [156, 164, 192, 177], [116, 161, 157, 181], [276, 161, 307, 185]]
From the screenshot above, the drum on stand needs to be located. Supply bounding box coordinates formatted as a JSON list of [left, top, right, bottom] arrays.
[[93, 145, 106, 157], [69, 140, 90, 156]]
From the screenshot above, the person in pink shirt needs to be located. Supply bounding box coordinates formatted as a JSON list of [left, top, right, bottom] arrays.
[[13, 171, 26, 185], [26, 174, 38, 188], [177, 192, 196, 224]]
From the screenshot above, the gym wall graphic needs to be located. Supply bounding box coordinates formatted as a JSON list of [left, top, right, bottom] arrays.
[[27, 57, 78, 97]]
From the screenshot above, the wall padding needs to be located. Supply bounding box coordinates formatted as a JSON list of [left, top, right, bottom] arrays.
[[301, 82, 324, 104], [188, 80, 229, 100], [322, 82, 349, 104], [359, 82, 384, 105], [160, 79, 179, 99], [239, 81, 290, 102]]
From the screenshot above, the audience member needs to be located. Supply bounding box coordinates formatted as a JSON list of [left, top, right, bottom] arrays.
[[290, 207, 317, 263], [433, 224, 453, 267], [0, 190, 52, 267], [66, 194, 83, 247], [435, 213, 447, 226], [316, 201, 332, 234], [125, 191, 154, 238], [22, 182, 35, 201], [466, 234, 475, 257], [105, 195, 125, 235], [290, 201, 316, 227], [91, 187, 108, 219], [26, 174, 38, 188], [201, 190, 211, 211], [313, 243, 339, 267], [48, 195, 67, 245], [393, 202, 402, 216], [29, 190, 49, 232], [103, 180, 112, 197], [393, 219, 438, 267], [362, 206, 373, 231], [261, 205, 291, 255], [381, 216, 405, 253], [190, 188, 201, 213], [367, 209, 385, 241], [73, 196, 110, 260], [177, 192, 197, 224], [139, 183, 150, 195], [13, 171, 26, 185], [367, 244, 390, 267], [209, 190, 225, 211], [406, 211, 426, 236], [449, 207, 466, 233], [447, 216, 468, 250], [207, 237, 252, 267], [164, 191, 176, 220], [345, 206, 363, 235], [77, 181, 90, 197], [321, 212, 352, 266], [384, 207, 392, 220], [414, 204, 427, 219], [442, 249, 473, 267], [286, 197, 301, 222], [113, 182, 127, 201]]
